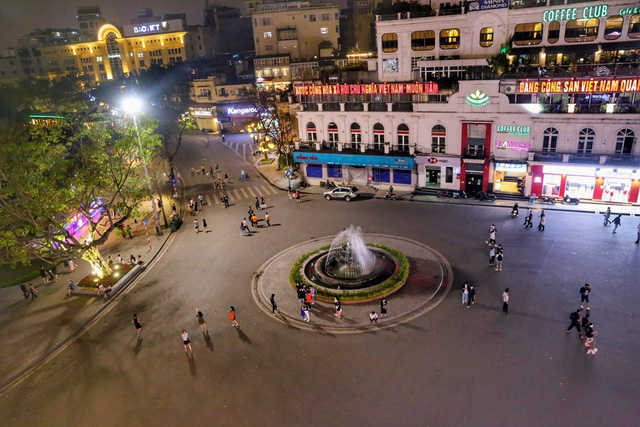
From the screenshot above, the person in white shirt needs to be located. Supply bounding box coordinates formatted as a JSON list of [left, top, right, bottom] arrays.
[[502, 288, 510, 314], [369, 311, 379, 324]]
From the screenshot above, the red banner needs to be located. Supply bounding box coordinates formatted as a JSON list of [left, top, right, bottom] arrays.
[[294, 83, 439, 96]]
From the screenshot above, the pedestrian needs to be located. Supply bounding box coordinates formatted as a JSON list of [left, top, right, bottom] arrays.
[[116, 254, 123, 264], [467, 285, 475, 308], [255, 197, 261, 210], [489, 247, 495, 266], [636, 223, 640, 244], [195, 308, 208, 332], [580, 313, 590, 340], [20, 284, 29, 299], [612, 214, 622, 234], [580, 284, 592, 310], [125, 225, 133, 239], [132, 314, 142, 338], [462, 282, 469, 306], [260, 197, 266, 209], [130, 254, 137, 265], [486, 225, 497, 246], [137, 255, 145, 267], [495, 251, 503, 272], [523, 210, 533, 228], [194, 218, 200, 233], [584, 323, 597, 354], [264, 212, 271, 227], [224, 172, 229, 183], [603, 207, 611, 226], [29, 284, 38, 300], [67, 280, 76, 296], [209, 166, 214, 177], [50, 265, 59, 281], [296, 285, 306, 304], [68, 259, 75, 272], [215, 163, 219, 171], [566, 309, 582, 334], [229, 306, 239, 327], [202, 218, 209, 233], [309, 285, 315, 304], [190, 167, 195, 176], [288, 187, 293, 200], [40, 265, 48, 284], [240, 169, 246, 181], [370, 311, 379, 324], [270, 294, 280, 314], [305, 291, 312, 306], [302, 304, 310, 322], [334, 297, 342, 318], [502, 288, 509, 314], [380, 297, 388, 317], [538, 211, 546, 231], [201, 164, 206, 175], [182, 330, 193, 353], [251, 214, 258, 227], [198, 193, 204, 207], [295, 190, 301, 203]]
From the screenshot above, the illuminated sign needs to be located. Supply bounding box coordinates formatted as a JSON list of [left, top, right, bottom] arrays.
[[293, 83, 439, 96], [133, 22, 167, 34], [518, 78, 640, 94], [226, 107, 258, 116], [466, 89, 490, 107], [620, 7, 640, 15], [466, 0, 508, 12], [495, 141, 530, 152], [542, 4, 608, 22], [192, 108, 213, 117], [497, 125, 531, 136]]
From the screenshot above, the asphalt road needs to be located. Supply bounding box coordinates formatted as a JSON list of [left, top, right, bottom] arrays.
[[1, 132, 639, 426]]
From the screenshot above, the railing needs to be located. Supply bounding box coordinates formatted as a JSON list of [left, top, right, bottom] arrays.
[[391, 144, 410, 153], [463, 146, 485, 159]]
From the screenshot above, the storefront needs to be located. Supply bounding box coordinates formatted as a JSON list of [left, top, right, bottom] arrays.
[[415, 155, 461, 190], [530, 164, 640, 203], [492, 162, 528, 194], [293, 151, 416, 188], [190, 104, 220, 133], [217, 105, 258, 133]]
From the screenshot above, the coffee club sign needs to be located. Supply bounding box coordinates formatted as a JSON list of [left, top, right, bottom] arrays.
[[542, 4, 608, 22], [497, 125, 530, 136]]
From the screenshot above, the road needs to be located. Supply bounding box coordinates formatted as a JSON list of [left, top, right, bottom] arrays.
[[1, 131, 638, 426]]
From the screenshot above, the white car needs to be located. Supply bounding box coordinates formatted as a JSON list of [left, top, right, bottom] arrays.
[[324, 186, 359, 202]]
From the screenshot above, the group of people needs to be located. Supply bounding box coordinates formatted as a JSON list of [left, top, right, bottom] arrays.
[[240, 204, 272, 235], [566, 284, 598, 355], [295, 284, 316, 322], [514, 203, 546, 231], [486, 226, 505, 272]]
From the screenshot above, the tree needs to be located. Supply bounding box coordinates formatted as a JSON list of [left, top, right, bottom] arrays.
[[158, 111, 196, 164], [0, 113, 161, 277]]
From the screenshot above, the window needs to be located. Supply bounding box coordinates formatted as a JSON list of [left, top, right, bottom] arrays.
[[139, 60, 145, 66], [265, 45, 273, 52], [514, 23, 543, 45], [480, 27, 493, 47], [578, 128, 595, 154], [431, 125, 446, 153], [306, 164, 323, 178], [628, 14, 640, 38], [372, 168, 390, 183], [542, 127, 558, 153], [393, 169, 412, 185], [382, 58, 398, 73], [328, 165, 343, 178], [309, 14, 316, 22], [397, 124, 409, 152], [604, 16, 624, 40], [321, 13, 330, 21], [411, 31, 435, 51], [264, 32, 272, 39], [615, 129, 635, 154], [373, 123, 385, 150], [350, 123, 361, 148], [445, 167, 454, 183], [565, 18, 599, 43], [381, 33, 398, 52], [261, 18, 272, 26], [306, 122, 317, 141], [96, 56, 103, 62], [547, 21, 560, 43], [328, 122, 338, 146], [321, 27, 328, 35], [439, 29, 460, 49]]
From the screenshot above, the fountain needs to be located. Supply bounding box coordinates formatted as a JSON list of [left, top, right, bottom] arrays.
[[303, 225, 398, 290]]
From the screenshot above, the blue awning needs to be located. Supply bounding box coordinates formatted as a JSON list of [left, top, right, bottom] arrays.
[[293, 151, 414, 170]]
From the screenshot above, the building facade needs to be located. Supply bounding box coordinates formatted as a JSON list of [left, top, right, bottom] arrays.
[[189, 76, 255, 132]]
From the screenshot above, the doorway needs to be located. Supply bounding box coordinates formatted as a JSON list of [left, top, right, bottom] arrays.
[[465, 173, 483, 194], [426, 168, 441, 188]]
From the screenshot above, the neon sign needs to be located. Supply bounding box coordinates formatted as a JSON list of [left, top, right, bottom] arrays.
[[133, 22, 167, 34], [293, 83, 439, 96], [619, 7, 640, 15], [466, 89, 490, 107], [518, 78, 640, 94], [495, 141, 530, 152], [226, 107, 258, 116], [497, 125, 531, 136], [542, 4, 608, 22]]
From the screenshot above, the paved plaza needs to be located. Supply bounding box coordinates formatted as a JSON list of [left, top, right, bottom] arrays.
[[0, 133, 638, 426]]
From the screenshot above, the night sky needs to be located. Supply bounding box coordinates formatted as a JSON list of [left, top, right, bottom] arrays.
[[0, 0, 235, 53]]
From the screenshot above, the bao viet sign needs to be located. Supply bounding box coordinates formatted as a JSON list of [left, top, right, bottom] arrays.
[[466, 0, 508, 13], [293, 83, 438, 96], [518, 78, 640, 94], [542, 4, 608, 22]]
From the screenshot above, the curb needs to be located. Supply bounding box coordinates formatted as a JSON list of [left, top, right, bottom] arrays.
[[251, 234, 454, 334]]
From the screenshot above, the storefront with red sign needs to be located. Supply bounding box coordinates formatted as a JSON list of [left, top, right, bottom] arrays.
[[415, 155, 461, 190]]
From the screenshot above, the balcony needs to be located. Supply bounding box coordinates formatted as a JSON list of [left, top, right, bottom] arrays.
[[463, 146, 485, 159], [296, 141, 409, 155]]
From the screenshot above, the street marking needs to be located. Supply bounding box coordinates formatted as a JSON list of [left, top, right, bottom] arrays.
[[240, 188, 249, 198], [247, 187, 257, 198], [232, 189, 241, 200], [212, 195, 221, 205], [242, 144, 247, 159], [206, 195, 212, 205], [265, 185, 278, 195]]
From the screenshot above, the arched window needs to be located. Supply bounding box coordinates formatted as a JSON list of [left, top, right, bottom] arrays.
[[479, 27, 493, 47], [327, 122, 339, 146], [604, 16, 624, 40], [306, 122, 317, 141], [381, 33, 398, 52], [578, 128, 595, 154], [615, 129, 635, 154], [431, 125, 446, 153], [547, 21, 560, 43], [350, 123, 361, 148], [373, 123, 385, 150], [542, 127, 558, 152], [397, 124, 409, 152]]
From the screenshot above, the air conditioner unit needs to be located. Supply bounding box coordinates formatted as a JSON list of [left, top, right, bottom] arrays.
[[295, 104, 304, 112], [504, 85, 517, 94]]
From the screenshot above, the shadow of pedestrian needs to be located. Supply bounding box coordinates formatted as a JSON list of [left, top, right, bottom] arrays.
[[133, 337, 143, 356], [187, 353, 197, 376], [204, 331, 214, 351], [235, 327, 252, 344]]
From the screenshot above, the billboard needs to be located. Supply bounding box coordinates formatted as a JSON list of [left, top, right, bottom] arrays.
[[466, 0, 508, 12]]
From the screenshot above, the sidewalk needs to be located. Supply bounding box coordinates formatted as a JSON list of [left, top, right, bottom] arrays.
[[253, 158, 639, 216], [0, 197, 174, 389]]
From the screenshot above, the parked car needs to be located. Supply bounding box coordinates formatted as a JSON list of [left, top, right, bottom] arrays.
[[324, 186, 359, 202]]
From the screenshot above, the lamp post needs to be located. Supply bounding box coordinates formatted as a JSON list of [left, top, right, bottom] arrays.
[[122, 97, 163, 236]]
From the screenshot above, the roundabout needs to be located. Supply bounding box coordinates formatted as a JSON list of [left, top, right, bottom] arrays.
[[253, 230, 453, 333]]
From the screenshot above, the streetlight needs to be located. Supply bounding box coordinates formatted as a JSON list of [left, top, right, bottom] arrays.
[[121, 97, 163, 236]]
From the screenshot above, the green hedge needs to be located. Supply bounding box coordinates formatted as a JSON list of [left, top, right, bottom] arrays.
[[0, 271, 41, 289], [289, 244, 409, 302]]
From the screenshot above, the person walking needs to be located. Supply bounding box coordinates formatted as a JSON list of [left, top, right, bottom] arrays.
[[194, 218, 200, 234], [369, 311, 379, 324], [202, 218, 209, 233], [467, 285, 475, 308], [580, 313, 590, 340], [195, 309, 208, 333], [229, 306, 239, 327], [224, 172, 229, 184], [20, 284, 29, 299], [524, 210, 533, 228], [538, 211, 546, 231], [295, 190, 301, 203], [462, 282, 469, 306], [566, 309, 582, 334], [584, 322, 597, 354], [302, 304, 310, 322], [334, 298, 342, 318], [40, 265, 48, 284], [489, 247, 495, 267], [67, 280, 76, 296], [636, 223, 640, 244], [198, 193, 204, 207], [265, 212, 271, 227], [495, 251, 504, 272], [486, 225, 497, 246], [182, 330, 193, 353], [502, 288, 510, 314], [29, 284, 38, 301], [270, 294, 280, 314], [380, 297, 388, 318], [255, 197, 261, 211], [580, 284, 592, 310], [132, 314, 142, 339], [309, 285, 316, 304], [612, 214, 622, 234], [603, 207, 612, 226], [305, 291, 312, 307]]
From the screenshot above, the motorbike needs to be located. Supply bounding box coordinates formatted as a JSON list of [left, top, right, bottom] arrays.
[[451, 190, 467, 199], [384, 191, 398, 200], [475, 192, 497, 202], [437, 190, 452, 198], [561, 195, 580, 205], [511, 209, 519, 218], [537, 195, 557, 205]]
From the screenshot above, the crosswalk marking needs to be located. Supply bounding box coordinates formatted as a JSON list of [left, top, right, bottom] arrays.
[[232, 189, 241, 200], [263, 184, 278, 195], [213, 195, 221, 205], [247, 187, 257, 198], [240, 188, 249, 198], [242, 144, 247, 159], [206, 195, 212, 206]]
